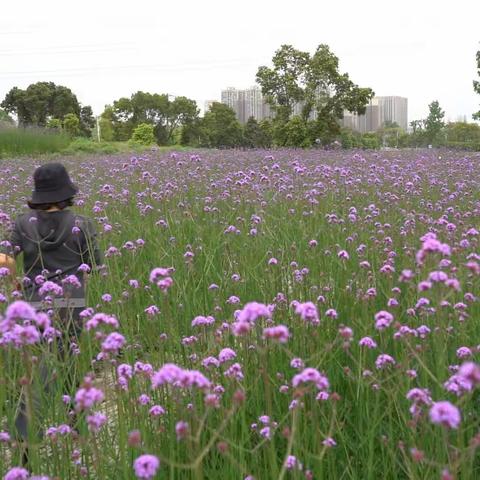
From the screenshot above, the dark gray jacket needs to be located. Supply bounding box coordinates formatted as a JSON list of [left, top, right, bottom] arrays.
[[1, 209, 102, 302]]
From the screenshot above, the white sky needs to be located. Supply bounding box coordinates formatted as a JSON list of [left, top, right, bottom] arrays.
[[1, 0, 479, 122]]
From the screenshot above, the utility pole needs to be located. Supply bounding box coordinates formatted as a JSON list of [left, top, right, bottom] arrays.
[[96, 116, 101, 142]]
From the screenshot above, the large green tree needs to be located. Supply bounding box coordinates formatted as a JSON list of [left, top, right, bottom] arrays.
[[258, 119, 273, 148], [180, 118, 203, 146], [256, 45, 310, 123], [199, 102, 243, 148], [98, 106, 115, 141], [79, 106, 95, 138], [474, 49, 480, 120], [424, 100, 445, 146], [256, 44, 374, 144], [283, 116, 310, 147], [242, 116, 272, 148], [107, 91, 199, 144], [2, 83, 54, 126], [0, 82, 92, 130]]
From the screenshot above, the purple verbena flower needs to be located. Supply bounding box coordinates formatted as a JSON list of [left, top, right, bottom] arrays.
[[133, 454, 160, 479], [429, 401, 461, 429]]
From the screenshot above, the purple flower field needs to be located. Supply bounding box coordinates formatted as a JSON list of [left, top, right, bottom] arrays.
[[1, 148, 480, 479]]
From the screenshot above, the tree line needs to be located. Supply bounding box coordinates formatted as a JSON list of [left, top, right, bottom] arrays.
[[1, 45, 479, 149], [340, 100, 480, 151], [1, 82, 95, 137], [91, 43, 376, 149]]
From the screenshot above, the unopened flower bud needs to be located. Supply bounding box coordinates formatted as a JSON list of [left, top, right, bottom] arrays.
[[128, 429, 141, 447], [217, 441, 229, 454], [410, 447, 424, 463], [233, 389, 246, 405], [19, 376, 29, 386]]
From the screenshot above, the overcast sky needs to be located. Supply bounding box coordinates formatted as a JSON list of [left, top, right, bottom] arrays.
[[1, 0, 479, 122]]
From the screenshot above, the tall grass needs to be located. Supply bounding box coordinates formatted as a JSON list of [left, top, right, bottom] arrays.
[[0, 150, 480, 479], [0, 128, 71, 156], [0, 129, 189, 158]]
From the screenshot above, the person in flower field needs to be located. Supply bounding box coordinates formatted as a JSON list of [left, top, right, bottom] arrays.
[[0, 162, 102, 452]]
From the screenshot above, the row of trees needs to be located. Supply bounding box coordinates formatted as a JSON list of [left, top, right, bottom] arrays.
[[0, 44, 375, 148], [1, 82, 95, 137], [255, 44, 374, 146], [3, 90, 478, 150], [189, 100, 480, 150], [121, 103, 273, 148], [98, 44, 375, 148], [98, 92, 199, 144], [1, 45, 479, 149], [340, 121, 480, 151], [375, 100, 480, 150], [408, 100, 447, 147]]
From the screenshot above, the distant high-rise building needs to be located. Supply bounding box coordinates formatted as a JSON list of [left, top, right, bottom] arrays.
[[221, 87, 240, 115], [376, 96, 408, 130], [341, 104, 379, 133], [342, 96, 408, 132], [356, 100, 381, 133], [220, 85, 333, 124], [243, 86, 267, 122], [342, 111, 358, 131], [220, 86, 271, 124], [237, 90, 247, 124]]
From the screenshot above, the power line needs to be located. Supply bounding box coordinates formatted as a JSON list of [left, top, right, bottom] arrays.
[[0, 59, 256, 79], [0, 29, 33, 35], [0, 42, 136, 56], [0, 47, 136, 57]]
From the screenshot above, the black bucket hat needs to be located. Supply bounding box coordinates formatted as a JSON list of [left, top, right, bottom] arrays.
[[29, 163, 78, 205]]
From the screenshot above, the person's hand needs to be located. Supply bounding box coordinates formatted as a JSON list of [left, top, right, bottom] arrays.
[[0, 253, 17, 288], [0, 253, 15, 271]]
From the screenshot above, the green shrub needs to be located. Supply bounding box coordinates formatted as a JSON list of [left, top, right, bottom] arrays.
[[361, 132, 380, 149], [131, 123, 155, 145], [99, 117, 114, 141], [446, 140, 480, 151], [62, 138, 121, 155], [62, 138, 155, 155], [46, 118, 62, 131], [63, 113, 80, 137]]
